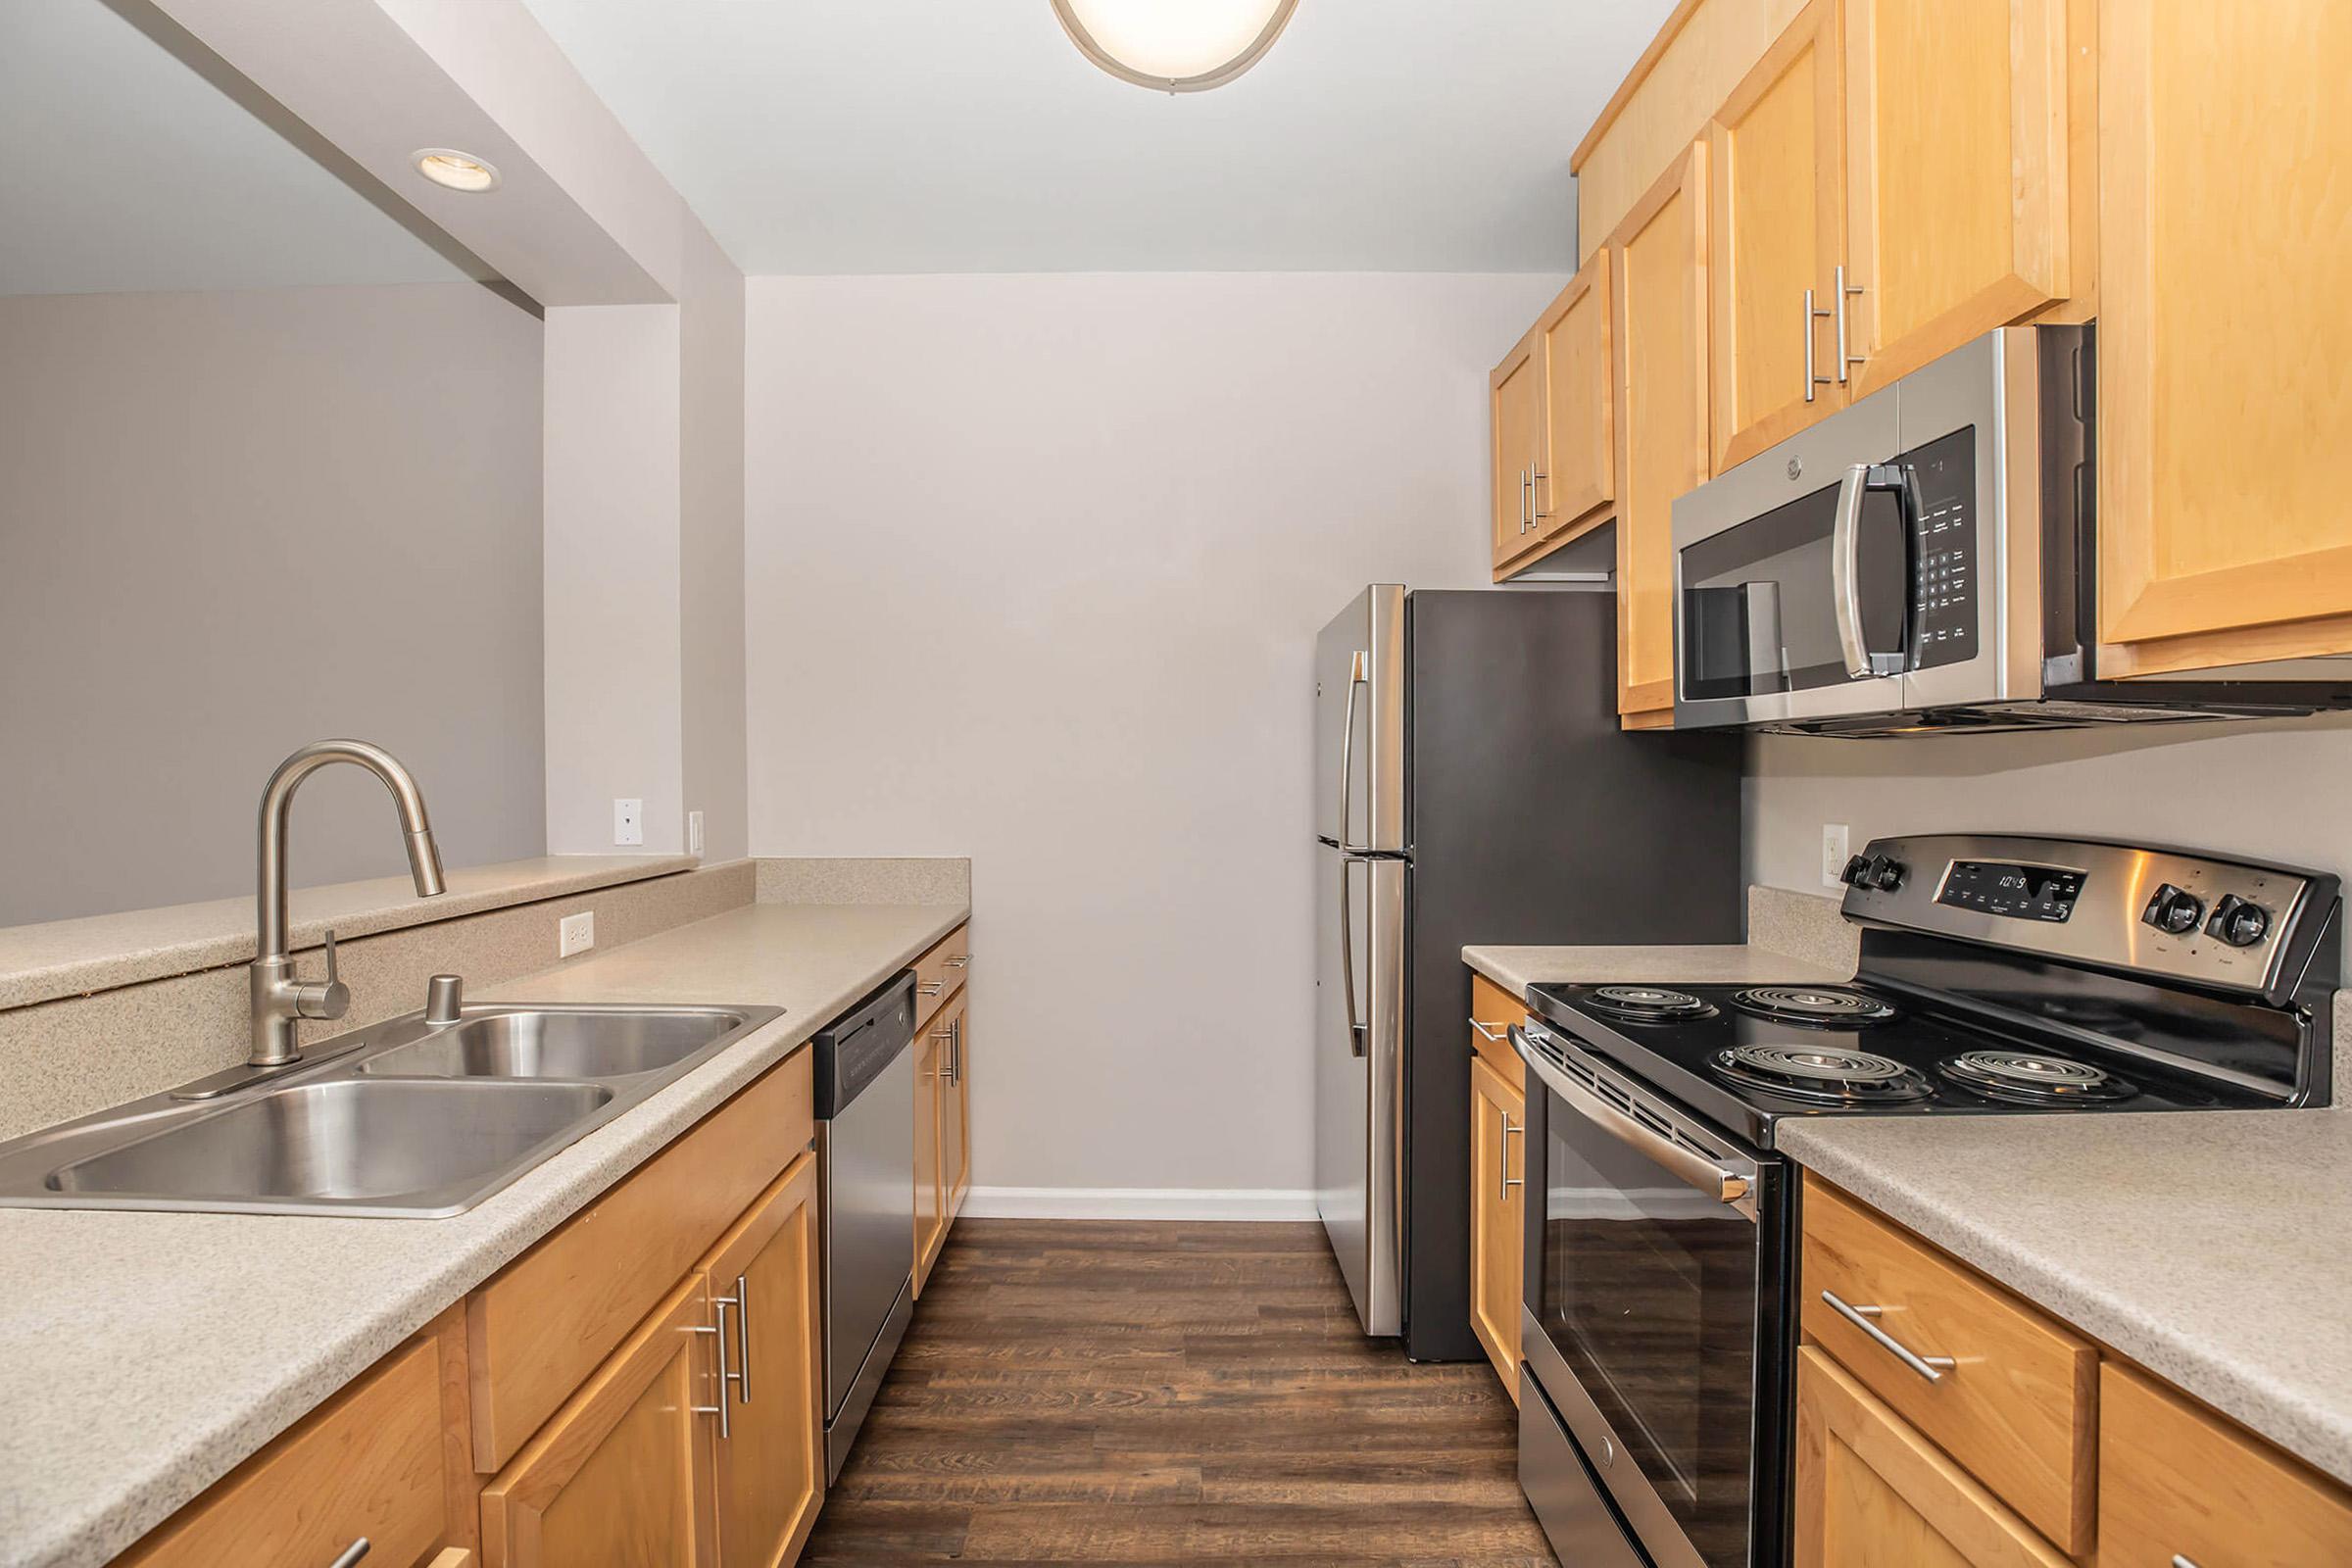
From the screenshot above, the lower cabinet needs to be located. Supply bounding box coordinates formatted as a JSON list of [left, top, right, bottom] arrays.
[[480, 1278, 721, 1566], [914, 987, 971, 1296], [1466, 1053, 1525, 1398], [709, 1156, 825, 1568], [1793, 1346, 2068, 1568]]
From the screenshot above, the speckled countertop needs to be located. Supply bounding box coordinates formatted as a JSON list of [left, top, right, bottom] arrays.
[[1779, 1108, 2352, 1487], [1464, 885, 1859, 999], [0, 899, 966, 1568]]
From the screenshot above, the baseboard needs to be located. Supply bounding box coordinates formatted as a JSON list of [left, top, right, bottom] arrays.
[[959, 1186, 1320, 1222]]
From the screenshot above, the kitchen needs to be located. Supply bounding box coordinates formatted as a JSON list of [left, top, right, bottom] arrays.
[[1, 1, 2348, 1565]]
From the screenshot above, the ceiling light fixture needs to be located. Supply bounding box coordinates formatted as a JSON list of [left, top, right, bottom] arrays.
[[413, 148, 501, 193], [1050, 0, 1299, 94]]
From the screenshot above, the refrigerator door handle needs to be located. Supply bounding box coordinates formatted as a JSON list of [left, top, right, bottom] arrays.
[[1337, 651, 1368, 1057]]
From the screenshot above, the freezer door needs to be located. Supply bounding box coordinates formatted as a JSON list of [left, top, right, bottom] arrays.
[[1315, 843, 1402, 1336], [1315, 585, 1407, 852]]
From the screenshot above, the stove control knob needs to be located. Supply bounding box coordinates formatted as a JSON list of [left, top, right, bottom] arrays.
[[1869, 856, 1906, 892], [2207, 895, 2270, 948], [2142, 883, 2204, 935], [1840, 855, 1873, 887]]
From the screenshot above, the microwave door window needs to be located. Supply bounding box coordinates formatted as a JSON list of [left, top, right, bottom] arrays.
[[1680, 479, 1907, 700]]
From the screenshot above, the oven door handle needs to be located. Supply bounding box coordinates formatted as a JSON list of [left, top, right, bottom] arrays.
[[1831, 462, 1911, 680], [1512, 1026, 1756, 1219]]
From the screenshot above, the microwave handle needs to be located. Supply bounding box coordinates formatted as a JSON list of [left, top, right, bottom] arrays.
[[1832, 462, 1909, 679]]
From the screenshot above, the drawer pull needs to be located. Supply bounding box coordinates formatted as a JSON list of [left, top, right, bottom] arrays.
[[945, 955, 970, 968], [1468, 1018, 1507, 1044], [1821, 1290, 1955, 1383], [2171, 1558, 2201, 1568], [919, 981, 945, 998], [328, 1543, 370, 1568]]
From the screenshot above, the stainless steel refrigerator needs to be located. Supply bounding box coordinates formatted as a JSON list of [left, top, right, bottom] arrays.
[[1313, 585, 1743, 1359]]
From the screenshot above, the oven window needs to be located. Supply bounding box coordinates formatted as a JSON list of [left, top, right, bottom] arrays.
[[1679, 476, 1908, 701], [1537, 1099, 1757, 1568]]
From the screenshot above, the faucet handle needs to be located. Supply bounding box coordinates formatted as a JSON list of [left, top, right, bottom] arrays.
[[424, 973, 464, 1026], [294, 928, 353, 1022]]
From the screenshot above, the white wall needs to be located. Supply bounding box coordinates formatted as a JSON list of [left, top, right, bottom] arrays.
[[745, 271, 1565, 1201], [1744, 714, 2352, 897], [0, 283, 544, 926]]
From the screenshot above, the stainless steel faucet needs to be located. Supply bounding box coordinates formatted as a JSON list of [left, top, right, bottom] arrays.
[[249, 740, 447, 1067]]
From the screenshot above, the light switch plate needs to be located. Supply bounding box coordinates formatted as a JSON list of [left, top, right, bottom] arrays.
[[1821, 823, 1851, 889], [559, 910, 595, 957], [613, 798, 643, 847]]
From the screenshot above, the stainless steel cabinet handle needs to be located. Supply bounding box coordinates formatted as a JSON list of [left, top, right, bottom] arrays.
[[1519, 467, 1531, 532], [919, 980, 945, 998], [1836, 264, 1864, 382], [1819, 1290, 1955, 1383], [732, 1272, 752, 1403], [2171, 1556, 2202, 1568], [327, 1543, 369, 1568], [945, 954, 969, 968], [690, 1301, 734, 1437], [1468, 1018, 1507, 1044], [1804, 287, 1837, 403], [1533, 468, 1550, 522], [1499, 1109, 1524, 1200]]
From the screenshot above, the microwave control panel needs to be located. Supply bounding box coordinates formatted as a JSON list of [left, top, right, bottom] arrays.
[[1905, 426, 1980, 670]]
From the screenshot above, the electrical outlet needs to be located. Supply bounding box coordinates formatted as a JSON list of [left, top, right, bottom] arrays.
[[613, 797, 643, 847], [559, 910, 595, 958], [1821, 823, 1852, 889], [687, 810, 705, 857]]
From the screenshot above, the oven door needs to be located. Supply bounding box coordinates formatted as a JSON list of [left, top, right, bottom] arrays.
[[1513, 1024, 1788, 1568]]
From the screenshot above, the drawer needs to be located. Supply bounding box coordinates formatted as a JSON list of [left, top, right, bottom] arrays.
[[2100, 1360, 2352, 1568], [1801, 1179, 2097, 1554], [121, 1316, 469, 1568], [467, 1049, 812, 1472], [1468, 970, 1525, 1092], [912, 921, 970, 1026]]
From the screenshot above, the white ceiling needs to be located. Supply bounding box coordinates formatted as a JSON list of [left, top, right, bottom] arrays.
[[520, 0, 1675, 274], [0, 0, 473, 296]]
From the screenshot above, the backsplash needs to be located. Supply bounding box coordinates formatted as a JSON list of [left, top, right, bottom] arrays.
[[0, 861, 756, 1142]]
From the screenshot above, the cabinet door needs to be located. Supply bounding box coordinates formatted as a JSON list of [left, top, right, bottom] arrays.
[[912, 1030, 945, 1298], [1843, 0, 2069, 399], [1491, 329, 1543, 570], [2099, 1361, 2352, 1568], [1709, 0, 1845, 469], [938, 994, 970, 1222], [1611, 140, 1711, 721], [481, 1277, 718, 1568], [2094, 1, 2352, 672], [1535, 250, 1616, 543], [707, 1154, 824, 1568], [1466, 1055, 1525, 1400], [1793, 1347, 2070, 1568]]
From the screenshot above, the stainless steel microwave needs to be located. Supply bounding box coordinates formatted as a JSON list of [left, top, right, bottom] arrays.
[[1669, 325, 2352, 735]]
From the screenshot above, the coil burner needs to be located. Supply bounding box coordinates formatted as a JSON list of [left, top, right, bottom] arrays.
[[1731, 986, 1897, 1026], [1937, 1049, 2136, 1105], [1582, 985, 1719, 1022], [1711, 1043, 1932, 1104]]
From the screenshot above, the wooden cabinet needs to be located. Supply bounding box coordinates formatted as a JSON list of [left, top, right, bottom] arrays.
[[119, 1309, 476, 1568], [1467, 971, 1524, 1093], [1709, 0, 1844, 469], [1490, 328, 1544, 570], [2100, 1360, 2352, 1568], [937, 992, 970, 1221], [1801, 1182, 2096, 1554], [1794, 1346, 2071, 1568], [1466, 1054, 1525, 1398], [480, 1277, 719, 1567], [912, 1020, 945, 1296], [1842, 0, 2071, 398], [707, 1156, 824, 1568], [2094, 0, 2352, 674], [1611, 140, 1711, 721], [911, 923, 972, 1298]]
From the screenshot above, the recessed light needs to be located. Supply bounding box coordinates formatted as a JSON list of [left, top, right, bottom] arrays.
[[413, 148, 501, 193]]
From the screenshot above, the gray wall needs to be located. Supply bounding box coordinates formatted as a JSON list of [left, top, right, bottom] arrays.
[[1744, 714, 2352, 896], [0, 282, 545, 925]]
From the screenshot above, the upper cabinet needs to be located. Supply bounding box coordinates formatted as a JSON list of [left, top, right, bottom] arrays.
[[1489, 330, 1544, 572], [1611, 142, 1712, 722], [1491, 248, 1617, 579], [1709, 0, 1845, 470], [2093, 0, 2352, 675], [1842, 0, 2072, 397]]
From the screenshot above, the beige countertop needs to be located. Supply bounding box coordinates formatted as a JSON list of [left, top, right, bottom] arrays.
[[1464, 885, 1858, 999], [0, 853, 700, 1008], [1778, 1108, 2352, 1487], [0, 898, 966, 1568]]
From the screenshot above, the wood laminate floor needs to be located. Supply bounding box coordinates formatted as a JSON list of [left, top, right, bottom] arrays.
[[803, 1219, 1553, 1567]]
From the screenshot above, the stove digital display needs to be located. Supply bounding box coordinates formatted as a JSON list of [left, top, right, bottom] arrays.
[[1936, 860, 2084, 922]]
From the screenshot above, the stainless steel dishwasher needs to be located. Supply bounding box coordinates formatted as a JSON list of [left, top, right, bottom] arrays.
[[811, 970, 918, 1482]]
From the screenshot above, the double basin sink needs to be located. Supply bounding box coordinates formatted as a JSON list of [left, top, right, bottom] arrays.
[[0, 1003, 782, 1218]]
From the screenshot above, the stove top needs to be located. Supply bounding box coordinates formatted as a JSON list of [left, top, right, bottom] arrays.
[[1525, 977, 2254, 1147]]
